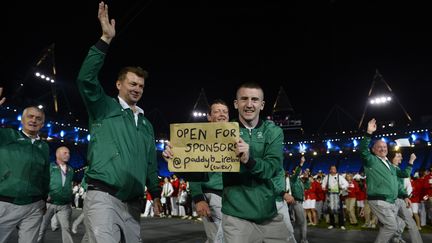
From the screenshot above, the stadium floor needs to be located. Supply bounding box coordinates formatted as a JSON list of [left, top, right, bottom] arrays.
[[7, 208, 432, 243]]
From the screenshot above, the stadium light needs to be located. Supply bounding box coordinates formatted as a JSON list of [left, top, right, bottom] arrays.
[[34, 71, 55, 83], [369, 95, 392, 105], [192, 111, 207, 117]]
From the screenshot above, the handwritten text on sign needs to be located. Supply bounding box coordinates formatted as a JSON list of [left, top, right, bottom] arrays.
[[168, 122, 240, 172]]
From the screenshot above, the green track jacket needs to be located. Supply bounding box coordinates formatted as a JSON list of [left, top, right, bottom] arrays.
[[76, 40, 161, 201], [222, 120, 284, 223], [360, 134, 412, 203], [0, 128, 50, 205], [48, 163, 74, 205]]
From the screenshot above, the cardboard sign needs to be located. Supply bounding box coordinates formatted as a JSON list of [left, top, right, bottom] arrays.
[[167, 122, 240, 172]]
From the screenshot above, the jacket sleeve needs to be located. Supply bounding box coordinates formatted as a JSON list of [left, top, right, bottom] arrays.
[[145, 121, 162, 199], [271, 167, 287, 197], [321, 175, 328, 190], [291, 166, 302, 185], [396, 165, 412, 178], [76, 40, 111, 121], [339, 175, 349, 190], [359, 134, 375, 167], [189, 181, 205, 203], [244, 127, 284, 180]]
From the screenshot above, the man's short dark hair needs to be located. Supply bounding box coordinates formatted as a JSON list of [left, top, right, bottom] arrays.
[[118, 66, 149, 81], [209, 99, 228, 114], [236, 82, 264, 100]]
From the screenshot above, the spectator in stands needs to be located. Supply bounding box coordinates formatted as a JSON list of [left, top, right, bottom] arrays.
[[0, 88, 50, 243], [76, 2, 162, 241]]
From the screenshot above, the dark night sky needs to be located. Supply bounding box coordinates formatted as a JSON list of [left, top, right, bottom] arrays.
[[2, 0, 432, 135]]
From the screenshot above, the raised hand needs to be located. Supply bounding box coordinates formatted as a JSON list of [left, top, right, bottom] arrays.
[[98, 1, 116, 44], [0, 87, 5, 106], [367, 118, 377, 134], [300, 156, 305, 166], [409, 153, 416, 165]]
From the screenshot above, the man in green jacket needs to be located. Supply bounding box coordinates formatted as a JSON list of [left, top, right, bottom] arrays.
[[0, 88, 50, 243], [221, 82, 290, 242], [38, 146, 74, 243], [163, 99, 229, 242], [360, 118, 413, 243], [272, 165, 297, 243], [390, 152, 423, 243], [76, 2, 162, 242], [188, 99, 228, 243], [289, 156, 309, 243]]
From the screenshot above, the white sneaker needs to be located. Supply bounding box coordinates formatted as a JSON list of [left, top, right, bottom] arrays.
[[328, 225, 334, 229], [340, 226, 346, 230], [72, 227, 77, 234]]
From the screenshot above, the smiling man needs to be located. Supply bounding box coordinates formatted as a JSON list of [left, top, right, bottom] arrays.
[[221, 82, 290, 242], [76, 2, 162, 242], [0, 88, 50, 243], [360, 118, 414, 243]]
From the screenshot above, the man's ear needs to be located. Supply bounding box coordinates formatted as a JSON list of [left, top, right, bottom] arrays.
[[116, 80, 121, 90]]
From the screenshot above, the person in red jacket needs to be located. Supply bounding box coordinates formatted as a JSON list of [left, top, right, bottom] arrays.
[[355, 176, 367, 222], [423, 168, 432, 225], [304, 176, 319, 225], [411, 175, 423, 230], [170, 174, 180, 216]]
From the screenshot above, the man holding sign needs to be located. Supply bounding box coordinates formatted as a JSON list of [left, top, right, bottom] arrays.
[[222, 82, 290, 242], [163, 99, 229, 243]]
